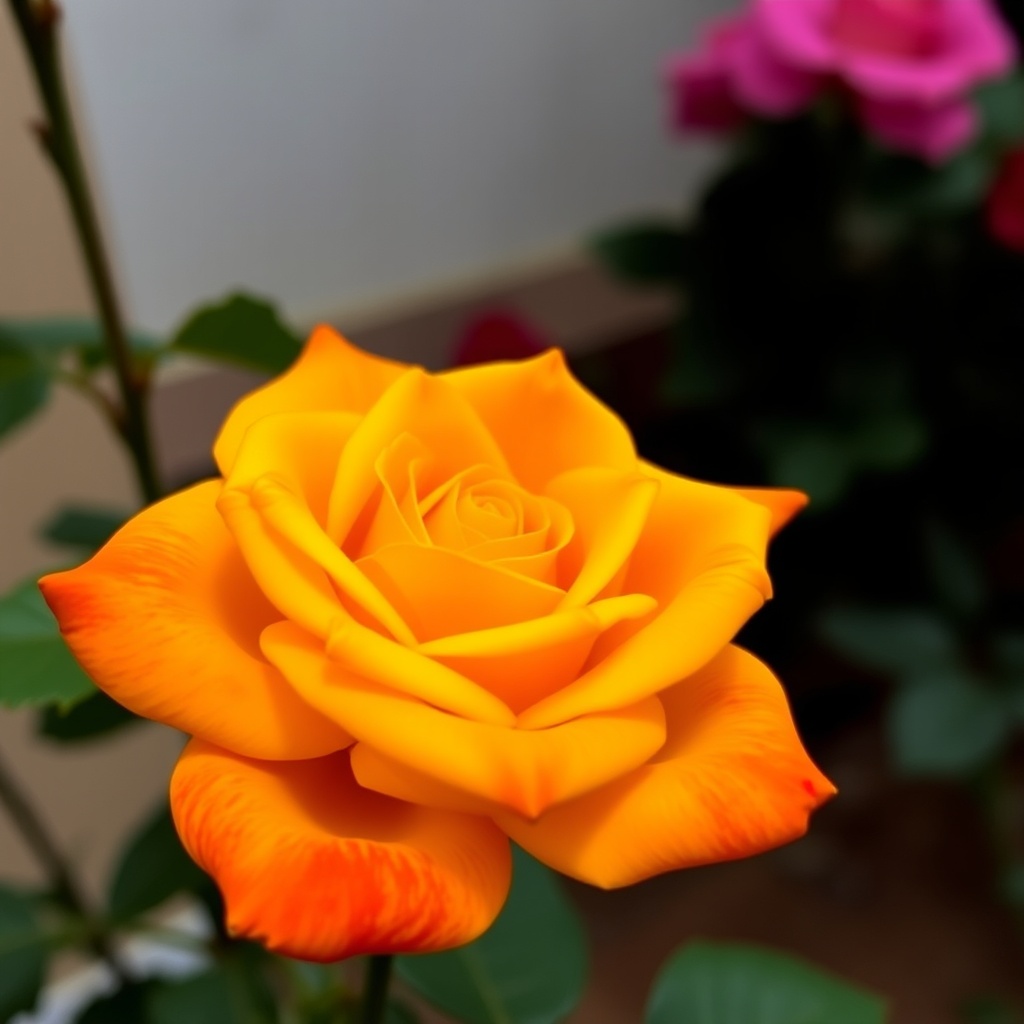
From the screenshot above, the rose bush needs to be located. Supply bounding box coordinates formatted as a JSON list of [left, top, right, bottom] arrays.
[[40, 328, 833, 961], [665, 0, 1016, 161]]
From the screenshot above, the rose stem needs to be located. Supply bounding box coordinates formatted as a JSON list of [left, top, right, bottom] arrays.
[[358, 954, 394, 1024], [0, 746, 128, 982], [8, 0, 162, 505]]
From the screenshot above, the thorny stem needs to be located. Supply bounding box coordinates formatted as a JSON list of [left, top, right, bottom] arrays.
[[8, 0, 162, 504]]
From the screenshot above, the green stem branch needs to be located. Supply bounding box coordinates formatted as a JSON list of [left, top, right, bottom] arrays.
[[359, 955, 393, 1024], [8, 0, 161, 504], [0, 747, 128, 982]]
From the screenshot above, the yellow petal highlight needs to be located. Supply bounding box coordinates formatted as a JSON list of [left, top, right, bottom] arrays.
[[39, 482, 348, 760], [214, 325, 407, 475], [171, 740, 511, 961], [547, 467, 659, 604], [224, 411, 358, 526], [328, 369, 512, 543], [729, 485, 809, 538], [443, 349, 637, 489], [221, 476, 416, 644], [518, 470, 773, 728], [497, 646, 835, 887], [262, 622, 667, 819], [324, 617, 516, 726], [356, 543, 564, 642]]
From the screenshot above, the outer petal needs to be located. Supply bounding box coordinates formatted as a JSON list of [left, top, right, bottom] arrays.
[[857, 95, 977, 162], [39, 483, 347, 760], [519, 469, 772, 729], [731, 23, 824, 117], [214, 325, 407, 476], [497, 646, 835, 888], [262, 622, 667, 819], [443, 349, 637, 490], [840, 2, 1016, 105], [754, 0, 836, 71], [728, 486, 808, 538], [171, 740, 511, 960]]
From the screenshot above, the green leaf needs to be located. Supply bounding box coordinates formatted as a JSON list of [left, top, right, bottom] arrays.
[[148, 971, 239, 1024], [42, 505, 128, 552], [916, 147, 995, 214], [0, 885, 48, 1022], [398, 846, 588, 1024], [0, 336, 50, 437], [645, 941, 887, 1024], [758, 427, 853, 508], [819, 607, 957, 675], [108, 803, 209, 920], [959, 995, 1024, 1024], [1000, 862, 1024, 910], [0, 578, 96, 709], [0, 317, 162, 368], [846, 412, 927, 472], [38, 690, 141, 743], [976, 73, 1024, 144], [590, 222, 689, 285], [171, 293, 301, 375], [923, 522, 986, 621], [887, 673, 1011, 778], [387, 1002, 423, 1024]]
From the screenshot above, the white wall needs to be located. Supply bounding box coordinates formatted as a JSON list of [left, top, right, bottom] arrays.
[[67, 0, 727, 334]]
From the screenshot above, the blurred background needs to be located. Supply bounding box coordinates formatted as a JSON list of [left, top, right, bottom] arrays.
[[3, 1, 1024, 1021]]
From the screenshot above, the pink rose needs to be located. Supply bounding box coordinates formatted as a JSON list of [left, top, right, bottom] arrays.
[[986, 146, 1024, 250], [666, 0, 1016, 161]]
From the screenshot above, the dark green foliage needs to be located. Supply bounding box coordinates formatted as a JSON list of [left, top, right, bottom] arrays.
[[0, 578, 96, 709], [171, 293, 301, 374], [42, 506, 128, 551], [398, 847, 588, 1024], [0, 885, 48, 1022], [645, 942, 887, 1024], [38, 690, 142, 743], [108, 803, 210, 920]]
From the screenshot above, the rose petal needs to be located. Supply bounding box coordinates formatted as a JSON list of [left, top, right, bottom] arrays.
[[214, 325, 406, 476], [171, 740, 511, 960], [547, 467, 660, 604], [39, 483, 348, 760], [728, 486, 808, 537], [857, 95, 977, 162], [518, 468, 772, 728], [497, 646, 835, 887], [417, 594, 657, 712], [754, 0, 837, 71], [443, 349, 637, 490], [262, 621, 667, 819], [224, 411, 358, 526], [356, 543, 565, 642], [219, 477, 416, 644], [328, 370, 512, 544], [324, 616, 516, 726]]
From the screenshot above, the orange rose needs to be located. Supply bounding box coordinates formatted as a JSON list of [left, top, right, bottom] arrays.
[[41, 328, 833, 961]]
